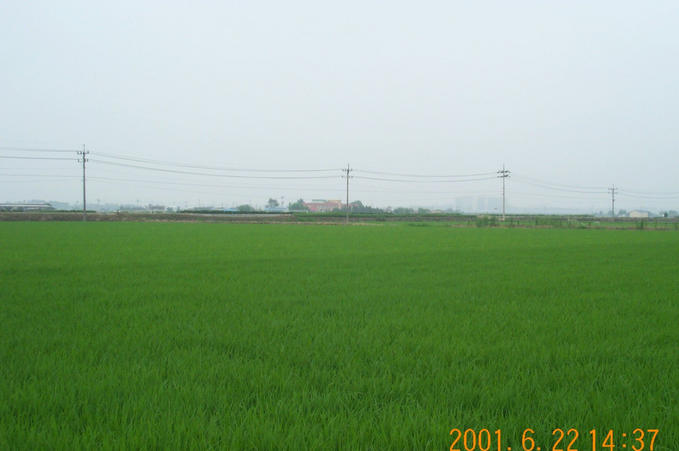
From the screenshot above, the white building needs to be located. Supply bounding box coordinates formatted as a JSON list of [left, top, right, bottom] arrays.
[[628, 210, 650, 218]]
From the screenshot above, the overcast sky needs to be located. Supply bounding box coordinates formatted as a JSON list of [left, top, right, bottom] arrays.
[[1, 0, 678, 212]]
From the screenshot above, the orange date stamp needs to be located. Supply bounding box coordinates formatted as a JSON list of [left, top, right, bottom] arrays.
[[449, 428, 659, 451]]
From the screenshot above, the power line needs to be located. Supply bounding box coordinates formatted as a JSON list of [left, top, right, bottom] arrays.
[[89, 182, 256, 198], [86, 176, 344, 192], [512, 174, 608, 191], [354, 169, 497, 178], [94, 152, 341, 173], [0, 178, 79, 184], [353, 187, 500, 196], [4, 145, 678, 211], [509, 191, 610, 201], [618, 189, 679, 196], [352, 177, 503, 195], [354, 175, 497, 183], [512, 178, 606, 194], [0, 173, 80, 178], [617, 191, 679, 200], [0, 146, 80, 153], [0, 155, 76, 161], [90, 159, 341, 180]]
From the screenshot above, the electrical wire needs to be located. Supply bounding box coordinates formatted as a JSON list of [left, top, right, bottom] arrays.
[[512, 178, 607, 194], [1, 178, 79, 184], [0, 155, 77, 161], [5, 147, 678, 206], [90, 159, 341, 180], [353, 187, 499, 196], [510, 191, 609, 201], [617, 192, 679, 200], [86, 176, 344, 192], [354, 175, 498, 184], [0, 146, 79, 153], [618, 189, 679, 196], [94, 152, 341, 173], [0, 173, 79, 178], [354, 169, 497, 178], [512, 174, 608, 191]]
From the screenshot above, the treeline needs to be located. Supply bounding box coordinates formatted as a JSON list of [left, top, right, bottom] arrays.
[[288, 198, 454, 215]]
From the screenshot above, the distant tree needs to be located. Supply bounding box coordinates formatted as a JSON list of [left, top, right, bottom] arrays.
[[417, 208, 431, 214], [237, 204, 255, 212], [393, 207, 415, 215], [618, 209, 627, 216], [267, 198, 279, 208], [349, 200, 384, 214], [288, 199, 309, 211]]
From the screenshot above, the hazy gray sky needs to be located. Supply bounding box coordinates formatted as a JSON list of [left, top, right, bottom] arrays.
[[2, 0, 678, 212]]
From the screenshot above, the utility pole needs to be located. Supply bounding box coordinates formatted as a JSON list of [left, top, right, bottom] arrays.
[[342, 164, 353, 225], [77, 145, 90, 221], [497, 164, 510, 221], [608, 185, 618, 218]]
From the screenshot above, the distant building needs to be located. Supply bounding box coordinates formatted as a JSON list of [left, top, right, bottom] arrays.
[[476, 196, 501, 213], [304, 199, 343, 212], [628, 210, 650, 218], [486, 197, 501, 212], [264, 206, 288, 213], [455, 197, 473, 213], [0, 202, 55, 212]]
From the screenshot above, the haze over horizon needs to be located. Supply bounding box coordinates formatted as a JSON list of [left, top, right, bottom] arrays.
[[2, 1, 678, 213]]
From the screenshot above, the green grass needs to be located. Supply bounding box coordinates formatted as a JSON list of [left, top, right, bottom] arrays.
[[1, 223, 677, 450]]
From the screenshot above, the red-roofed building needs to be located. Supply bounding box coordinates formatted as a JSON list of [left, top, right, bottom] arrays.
[[304, 199, 343, 212]]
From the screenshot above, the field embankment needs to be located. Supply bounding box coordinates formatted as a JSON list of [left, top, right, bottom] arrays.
[[2, 211, 678, 230]]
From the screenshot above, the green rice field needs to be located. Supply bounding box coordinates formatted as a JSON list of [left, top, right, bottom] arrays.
[[1, 222, 678, 449]]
